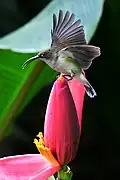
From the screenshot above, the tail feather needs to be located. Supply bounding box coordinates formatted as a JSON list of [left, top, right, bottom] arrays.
[[78, 72, 97, 98], [84, 84, 97, 98]]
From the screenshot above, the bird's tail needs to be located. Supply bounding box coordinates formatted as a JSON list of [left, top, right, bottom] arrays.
[[78, 73, 97, 98], [84, 82, 97, 98]]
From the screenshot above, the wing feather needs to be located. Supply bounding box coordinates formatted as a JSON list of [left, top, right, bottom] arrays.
[[61, 45, 101, 69], [51, 10, 86, 50], [58, 13, 75, 37]]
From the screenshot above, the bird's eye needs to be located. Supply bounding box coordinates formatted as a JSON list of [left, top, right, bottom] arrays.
[[40, 53, 45, 58]]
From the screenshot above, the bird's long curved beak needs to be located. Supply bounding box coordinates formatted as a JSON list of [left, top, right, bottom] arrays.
[[22, 55, 39, 69]]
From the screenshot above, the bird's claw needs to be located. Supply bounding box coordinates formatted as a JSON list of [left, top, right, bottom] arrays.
[[56, 74, 74, 81], [62, 74, 73, 81]]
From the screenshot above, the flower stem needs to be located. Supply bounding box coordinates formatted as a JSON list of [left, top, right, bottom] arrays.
[[47, 175, 56, 180], [57, 165, 73, 180]]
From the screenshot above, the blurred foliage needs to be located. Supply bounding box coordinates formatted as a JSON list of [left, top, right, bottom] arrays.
[[0, 49, 56, 138], [0, 0, 104, 140], [0, 0, 104, 52], [0, 0, 51, 37]]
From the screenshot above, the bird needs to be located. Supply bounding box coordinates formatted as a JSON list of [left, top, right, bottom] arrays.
[[22, 10, 101, 98]]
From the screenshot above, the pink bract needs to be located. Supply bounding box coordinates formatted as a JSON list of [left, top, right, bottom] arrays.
[[44, 77, 81, 165], [0, 76, 85, 179], [68, 78, 85, 131], [0, 154, 60, 180]]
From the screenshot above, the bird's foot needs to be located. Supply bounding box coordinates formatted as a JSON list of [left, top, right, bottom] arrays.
[[62, 74, 73, 81], [56, 73, 74, 81]]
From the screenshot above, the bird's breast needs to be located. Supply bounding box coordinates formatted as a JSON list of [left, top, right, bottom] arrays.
[[54, 54, 79, 74], [45, 53, 79, 75]]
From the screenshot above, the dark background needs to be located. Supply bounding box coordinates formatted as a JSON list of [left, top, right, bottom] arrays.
[[0, 0, 120, 179]]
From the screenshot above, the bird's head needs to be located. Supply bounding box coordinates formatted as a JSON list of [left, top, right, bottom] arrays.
[[22, 49, 52, 69]]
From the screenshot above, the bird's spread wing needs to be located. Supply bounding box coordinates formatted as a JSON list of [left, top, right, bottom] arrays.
[[51, 10, 86, 51], [60, 45, 101, 69]]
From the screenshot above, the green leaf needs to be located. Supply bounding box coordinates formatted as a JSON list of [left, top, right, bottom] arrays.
[[0, 50, 56, 139], [0, 0, 104, 140]]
